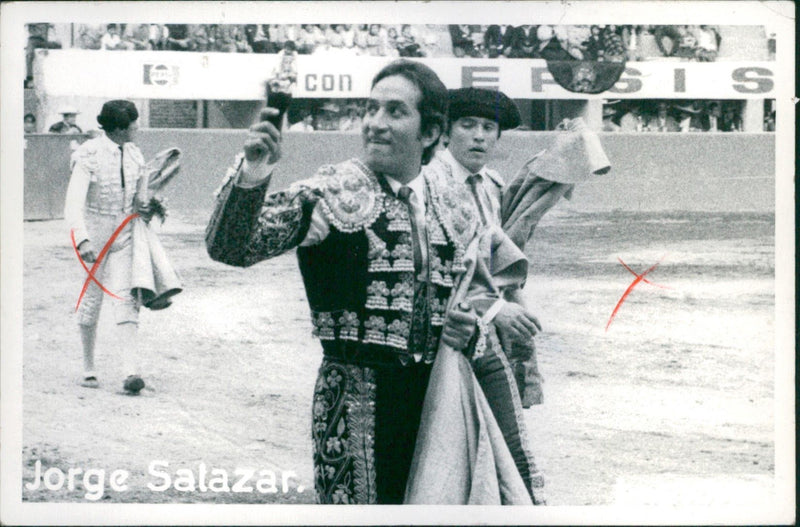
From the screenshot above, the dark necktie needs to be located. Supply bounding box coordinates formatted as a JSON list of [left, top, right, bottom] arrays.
[[466, 173, 488, 225], [119, 145, 126, 190], [397, 186, 423, 275]]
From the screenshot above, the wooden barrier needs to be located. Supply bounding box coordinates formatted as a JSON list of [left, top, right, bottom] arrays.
[[24, 131, 775, 221]]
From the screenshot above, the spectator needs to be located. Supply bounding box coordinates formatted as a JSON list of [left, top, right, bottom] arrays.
[[148, 24, 167, 50], [418, 24, 452, 57], [508, 24, 537, 58], [449, 24, 480, 57], [270, 40, 298, 91], [100, 24, 128, 50], [75, 24, 103, 50], [315, 101, 340, 131], [354, 24, 370, 55], [763, 110, 775, 132], [297, 24, 318, 54], [619, 103, 646, 132], [673, 25, 698, 59], [701, 101, 722, 131], [646, 102, 679, 132], [557, 25, 590, 60], [165, 24, 193, 51], [601, 106, 621, 131], [232, 25, 253, 53], [49, 106, 83, 134], [289, 111, 315, 132], [693, 25, 720, 61], [674, 103, 702, 132], [386, 26, 400, 54], [365, 24, 390, 56], [315, 24, 332, 50], [719, 104, 742, 132], [245, 25, 272, 53], [653, 25, 683, 57], [600, 25, 626, 61], [191, 25, 212, 52], [26, 23, 62, 87], [210, 24, 236, 52], [484, 24, 514, 58], [338, 104, 362, 132], [396, 24, 424, 57], [536, 25, 572, 61], [123, 24, 154, 50], [583, 25, 604, 60], [24, 113, 37, 134]]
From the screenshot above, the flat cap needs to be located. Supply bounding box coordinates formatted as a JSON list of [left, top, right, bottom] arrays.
[[448, 87, 521, 131]]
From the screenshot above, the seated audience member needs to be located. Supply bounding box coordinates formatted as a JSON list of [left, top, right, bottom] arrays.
[[270, 40, 298, 91], [763, 111, 775, 132], [24, 113, 37, 134], [75, 24, 103, 50], [583, 25, 604, 60], [148, 24, 167, 50], [354, 24, 370, 55], [165, 24, 193, 51], [297, 24, 318, 54], [338, 105, 362, 132], [536, 25, 572, 60], [674, 104, 702, 132], [289, 111, 315, 132], [419, 24, 452, 57], [672, 25, 698, 59], [49, 106, 83, 134], [600, 25, 626, 61], [701, 101, 722, 132], [326, 24, 346, 50], [646, 102, 679, 132], [315, 102, 341, 131], [396, 24, 424, 57], [653, 25, 683, 57], [386, 26, 400, 54], [508, 24, 538, 58], [190, 25, 212, 52], [232, 25, 253, 53], [123, 24, 154, 50], [693, 25, 720, 62], [245, 25, 272, 53], [602, 105, 621, 131], [365, 24, 390, 56], [619, 103, 646, 132], [557, 25, 590, 60], [449, 24, 480, 57], [100, 24, 128, 50], [719, 104, 743, 132], [484, 24, 515, 58], [211, 24, 236, 52]]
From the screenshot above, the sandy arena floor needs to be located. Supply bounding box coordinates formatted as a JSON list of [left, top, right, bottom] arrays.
[[20, 208, 777, 507]]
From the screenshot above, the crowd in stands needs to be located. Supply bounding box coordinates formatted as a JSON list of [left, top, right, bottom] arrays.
[[31, 22, 728, 63], [69, 23, 454, 57], [602, 100, 747, 133]]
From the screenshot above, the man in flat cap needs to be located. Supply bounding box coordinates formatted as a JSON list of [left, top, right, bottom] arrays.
[[425, 87, 545, 503]]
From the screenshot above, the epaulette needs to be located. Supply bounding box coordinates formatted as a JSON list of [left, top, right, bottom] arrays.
[[315, 158, 384, 233]]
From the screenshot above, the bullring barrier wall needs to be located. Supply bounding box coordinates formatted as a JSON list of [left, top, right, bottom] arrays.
[[24, 131, 775, 221]]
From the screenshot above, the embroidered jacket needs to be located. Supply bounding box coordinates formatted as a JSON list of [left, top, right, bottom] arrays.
[[64, 133, 144, 249], [206, 157, 479, 367]]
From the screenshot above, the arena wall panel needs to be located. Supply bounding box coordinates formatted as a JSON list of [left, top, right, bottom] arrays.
[[24, 131, 775, 221]]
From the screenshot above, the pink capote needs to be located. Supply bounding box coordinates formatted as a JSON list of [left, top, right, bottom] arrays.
[[405, 225, 533, 505], [130, 148, 183, 310]]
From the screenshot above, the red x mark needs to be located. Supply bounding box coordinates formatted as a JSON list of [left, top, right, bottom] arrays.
[[606, 255, 671, 331], [71, 213, 139, 311]]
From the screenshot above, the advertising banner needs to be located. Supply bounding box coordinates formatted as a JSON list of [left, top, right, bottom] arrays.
[[35, 50, 776, 100]]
